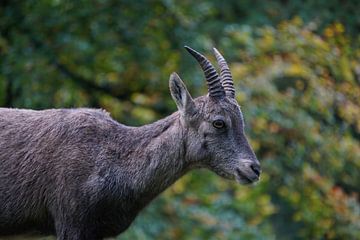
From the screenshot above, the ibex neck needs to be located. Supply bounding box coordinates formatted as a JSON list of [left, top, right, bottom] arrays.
[[129, 112, 188, 200]]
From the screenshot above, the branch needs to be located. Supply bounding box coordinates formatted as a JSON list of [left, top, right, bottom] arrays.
[[27, 36, 132, 101], [51, 59, 131, 101]]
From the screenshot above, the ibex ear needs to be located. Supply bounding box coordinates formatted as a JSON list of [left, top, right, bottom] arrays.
[[169, 72, 196, 116]]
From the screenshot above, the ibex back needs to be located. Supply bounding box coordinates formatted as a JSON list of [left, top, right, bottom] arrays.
[[0, 47, 260, 240]]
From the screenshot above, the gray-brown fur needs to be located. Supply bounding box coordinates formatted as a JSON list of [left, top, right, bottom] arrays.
[[0, 47, 260, 239]]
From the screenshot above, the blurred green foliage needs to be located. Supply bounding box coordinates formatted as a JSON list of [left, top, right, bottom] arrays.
[[1, 1, 359, 239]]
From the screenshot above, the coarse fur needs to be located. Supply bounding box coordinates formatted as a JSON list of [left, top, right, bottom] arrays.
[[0, 51, 260, 240]]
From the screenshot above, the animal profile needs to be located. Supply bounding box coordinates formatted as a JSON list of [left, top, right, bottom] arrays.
[[0, 46, 260, 239]]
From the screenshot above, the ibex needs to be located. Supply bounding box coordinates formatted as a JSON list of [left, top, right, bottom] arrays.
[[0, 47, 260, 239]]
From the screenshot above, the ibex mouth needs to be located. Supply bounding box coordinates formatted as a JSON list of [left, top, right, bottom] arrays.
[[235, 168, 259, 185]]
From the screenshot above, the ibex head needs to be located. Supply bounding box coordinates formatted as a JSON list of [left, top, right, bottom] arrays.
[[169, 46, 260, 184]]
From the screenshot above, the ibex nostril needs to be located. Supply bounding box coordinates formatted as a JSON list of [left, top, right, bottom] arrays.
[[250, 164, 261, 177]]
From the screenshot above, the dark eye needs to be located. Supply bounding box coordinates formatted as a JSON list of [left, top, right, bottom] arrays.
[[213, 120, 225, 129]]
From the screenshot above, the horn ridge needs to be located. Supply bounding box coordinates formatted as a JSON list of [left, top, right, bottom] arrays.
[[184, 46, 225, 98], [213, 48, 235, 99]]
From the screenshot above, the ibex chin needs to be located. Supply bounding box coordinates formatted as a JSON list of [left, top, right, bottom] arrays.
[[0, 46, 260, 239]]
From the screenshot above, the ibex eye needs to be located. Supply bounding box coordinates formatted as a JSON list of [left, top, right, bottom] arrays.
[[213, 120, 225, 129]]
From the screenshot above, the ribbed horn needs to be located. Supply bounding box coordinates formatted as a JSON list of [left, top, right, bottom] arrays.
[[213, 48, 235, 98], [184, 46, 225, 98]]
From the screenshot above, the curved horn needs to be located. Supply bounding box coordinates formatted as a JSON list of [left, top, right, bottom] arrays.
[[184, 46, 225, 98], [213, 48, 235, 98]]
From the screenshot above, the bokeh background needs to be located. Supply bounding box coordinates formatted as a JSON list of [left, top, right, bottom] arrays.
[[1, 0, 360, 239]]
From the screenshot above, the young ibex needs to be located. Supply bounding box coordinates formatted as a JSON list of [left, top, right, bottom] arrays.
[[0, 47, 260, 239]]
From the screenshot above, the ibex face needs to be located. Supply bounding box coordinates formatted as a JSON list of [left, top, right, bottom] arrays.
[[170, 46, 260, 184]]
